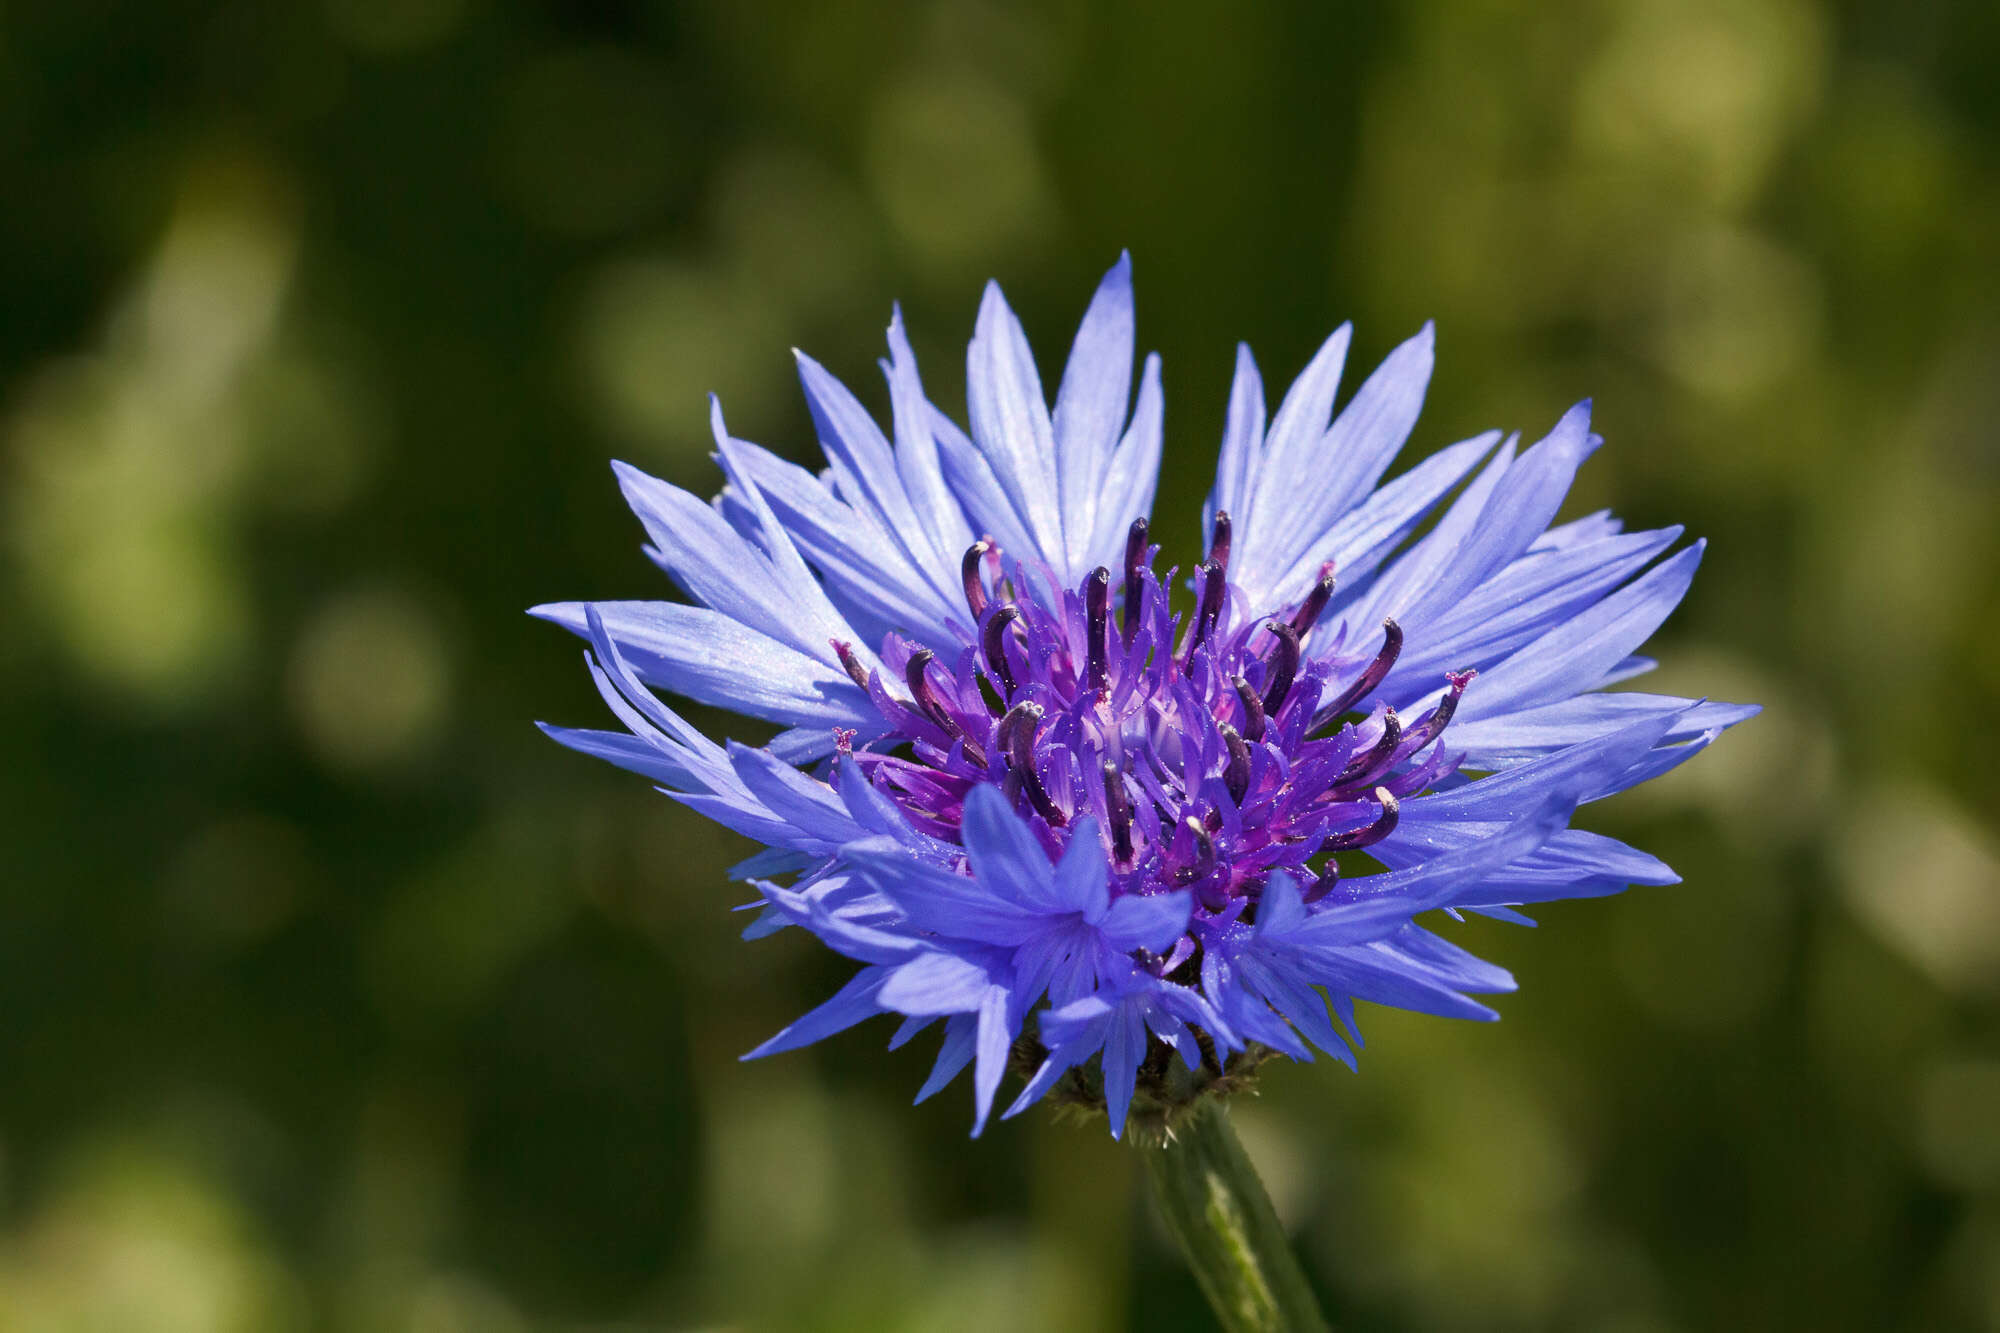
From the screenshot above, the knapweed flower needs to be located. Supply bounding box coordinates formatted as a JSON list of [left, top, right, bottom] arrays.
[[535, 255, 1754, 1138]]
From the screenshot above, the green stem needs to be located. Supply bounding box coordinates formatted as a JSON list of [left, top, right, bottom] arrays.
[[1140, 1099, 1331, 1332]]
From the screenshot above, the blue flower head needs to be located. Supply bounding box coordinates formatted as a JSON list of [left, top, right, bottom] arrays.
[[536, 255, 1756, 1139]]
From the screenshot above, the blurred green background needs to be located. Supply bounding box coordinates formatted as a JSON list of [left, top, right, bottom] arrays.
[[4, 0, 1998, 1328]]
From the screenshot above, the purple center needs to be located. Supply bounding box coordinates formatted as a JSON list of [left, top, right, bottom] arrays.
[[832, 512, 1473, 945]]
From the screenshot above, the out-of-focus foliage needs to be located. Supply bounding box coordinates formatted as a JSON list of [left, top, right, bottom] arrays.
[[3, 0, 1997, 1329]]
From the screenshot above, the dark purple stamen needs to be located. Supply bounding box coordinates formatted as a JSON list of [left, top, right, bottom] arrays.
[[1261, 620, 1301, 717], [1334, 708, 1403, 788], [831, 639, 870, 690], [982, 605, 1022, 699], [961, 540, 992, 618], [1103, 760, 1134, 865], [826, 513, 1478, 955], [1302, 861, 1340, 904], [1122, 518, 1149, 644], [1084, 566, 1110, 694], [1000, 700, 1064, 825], [1397, 668, 1475, 755], [1220, 723, 1251, 805], [1322, 787, 1400, 850], [1290, 564, 1337, 637], [1178, 815, 1223, 907], [1317, 618, 1404, 722], [1182, 561, 1225, 670], [1231, 674, 1267, 742], [1208, 510, 1233, 574], [905, 649, 986, 767]]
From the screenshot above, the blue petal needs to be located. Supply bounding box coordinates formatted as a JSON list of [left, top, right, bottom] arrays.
[[879, 949, 998, 1015], [931, 407, 1056, 602], [1245, 325, 1352, 535], [1054, 253, 1135, 575], [726, 743, 865, 846], [724, 442, 964, 648], [1382, 526, 1685, 696], [1456, 541, 1705, 720], [914, 1014, 976, 1103], [971, 985, 1014, 1136], [1238, 324, 1434, 605], [533, 600, 870, 729], [883, 308, 978, 564], [1290, 795, 1576, 944], [965, 281, 1065, 576], [743, 967, 889, 1059], [614, 447, 854, 675], [1086, 351, 1164, 575], [1095, 890, 1193, 953], [1397, 710, 1685, 822], [1205, 343, 1266, 547], [1444, 694, 1758, 763], [843, 838, 1050, 946], [960, 783, 1070, 914], [1285, 430, 1500, 619], [1389, 401, 1599, 633], [1331, 434, 1517, 645], [535, 721, 696, 788], [1100, 999, 1148, 1139]]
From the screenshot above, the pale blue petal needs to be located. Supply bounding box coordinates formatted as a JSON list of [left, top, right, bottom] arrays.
[[1382, 525, 1685, 696], [970, 985, 1014, 1135], [1237, 324, 1434, 604], [535, 722, 695, 788], [1086, 352, 1164, 574], [1204, 343, 1266, 543], [743, 967, 888, 1058], [533, 600, 870, 728], [1443, 694, 1758, 762], [879, 949, 996, 1015], [1054, 253, 1135, 575], [1052, 817, 1111, 919], [914, 1015, 976, 1103], [960, 784, 1066, 914], [883, 308, 978, 564], [1290, 795, 1575, 944], [1457, 541, 1705, 720], [1279, 430, 1500, 619], [1095, 890, 1193, 953], [966, 281, 1066, 576]]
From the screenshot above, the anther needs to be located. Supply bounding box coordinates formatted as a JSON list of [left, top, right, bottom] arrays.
[[1208, 511, 1233, 574], [1396, 668, 1475, 755], [994, 698, 1033, 754], [904, 649, 940, 718], [1000, 701, 1064, 825], [1102, 760, 1134, 866], [960, 540, 992, 618], [1122, 518, 1149, 644], [905, 649, 987, 767], [1318, 617, 1404, 721], [982, 605, 1022, 699], [1334, 707, 1403, 788], [1302, 861, 1340, 905], [1322, 787, 1400, 850], [1261, 620, 1301, 718], [1219, 723, 1252, 805], [1231, 674, 1267, 742], [1290, 564, 1337, 637], [1179, 814, 1221, 907], [831, 639, 870, 690], [1182, 561, 1226, 670], [1084, 566, 1111, 694]]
